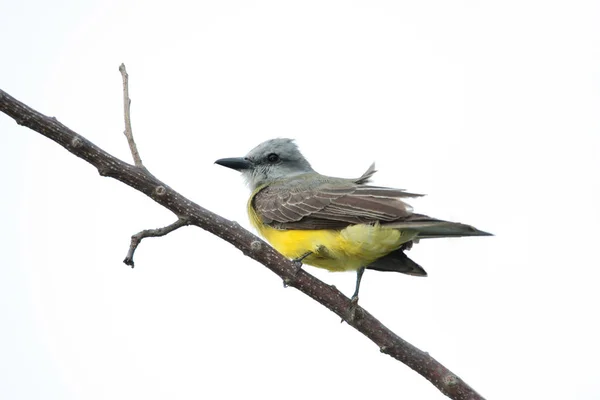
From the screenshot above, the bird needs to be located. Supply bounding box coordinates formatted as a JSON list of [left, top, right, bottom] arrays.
[[215, 138, 491, 305]]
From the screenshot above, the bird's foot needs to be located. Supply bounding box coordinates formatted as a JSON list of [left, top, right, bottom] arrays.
[[283, 251, 313, 288], [341, 295, 360, 324], [291, 251, 312, 273]]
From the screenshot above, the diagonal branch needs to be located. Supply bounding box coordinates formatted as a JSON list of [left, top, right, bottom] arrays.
[[0, 87, 485, 400]]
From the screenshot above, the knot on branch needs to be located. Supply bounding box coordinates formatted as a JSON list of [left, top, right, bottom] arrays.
[[154, 186, 167, 196], [71, 137, 83, 148], [250, 241, 262, 252], [442, 373, 459, 387], [98, 167, 111, 177], [282, 269, 303, 288]]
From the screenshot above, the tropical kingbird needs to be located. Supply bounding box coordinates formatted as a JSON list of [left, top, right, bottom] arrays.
[[216, 138, 491, 303]]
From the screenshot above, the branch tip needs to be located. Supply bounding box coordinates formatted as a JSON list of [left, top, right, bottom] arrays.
[[123, 218, 189, 267], [119, 63, 143, 168]]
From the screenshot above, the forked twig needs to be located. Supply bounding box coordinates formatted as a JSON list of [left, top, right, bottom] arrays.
[[124, 218, 190, 267]]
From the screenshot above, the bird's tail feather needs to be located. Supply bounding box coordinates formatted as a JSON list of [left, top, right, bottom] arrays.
[[384, 214, 492, 239], [367, 249, 427, 276]]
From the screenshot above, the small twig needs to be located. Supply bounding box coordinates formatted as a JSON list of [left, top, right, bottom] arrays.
[[119, 63, 144, 168], [124, 218, 189, 267]]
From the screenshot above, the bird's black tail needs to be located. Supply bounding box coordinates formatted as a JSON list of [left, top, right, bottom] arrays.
[[367, 248, 427, 277]]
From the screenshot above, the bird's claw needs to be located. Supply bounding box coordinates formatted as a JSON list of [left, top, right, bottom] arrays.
[[291, 259, 304, 272], [291, 251, 313, 273], [341, 295, 360, 323]]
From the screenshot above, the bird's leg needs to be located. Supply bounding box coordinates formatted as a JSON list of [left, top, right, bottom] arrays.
[[351, 266, 366, 305], [343, 267, 366, 323], [291, 251, 313, 272], [284, 251, 313, 288], [284, 250, 318, 288]]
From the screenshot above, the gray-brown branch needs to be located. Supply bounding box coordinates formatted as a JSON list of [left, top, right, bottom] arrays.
[[124, 218, 190, 267], [0, 87, 485, 400], [119, 63, 144, 168]]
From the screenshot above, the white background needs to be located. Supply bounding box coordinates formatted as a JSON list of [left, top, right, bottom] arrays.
[[1, 1, 599, 399]]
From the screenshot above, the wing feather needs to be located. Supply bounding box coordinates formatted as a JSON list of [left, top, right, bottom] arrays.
[[252, 173, 490, 237], [253, 174, 417, 230], [353, 186, 423, 198]]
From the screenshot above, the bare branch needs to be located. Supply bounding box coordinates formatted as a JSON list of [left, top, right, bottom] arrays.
[[119, 63, 143, 168], [124, 218, 190, 267], [0, 86, 485, 400]]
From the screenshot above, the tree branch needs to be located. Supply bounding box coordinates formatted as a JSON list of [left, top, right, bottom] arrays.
[[0, 85, 485, 400], [124, 217, 190, 267], [119, 63, 144, 168]]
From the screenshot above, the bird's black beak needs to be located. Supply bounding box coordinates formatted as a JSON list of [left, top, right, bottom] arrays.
[[214, 157, 253, 171]]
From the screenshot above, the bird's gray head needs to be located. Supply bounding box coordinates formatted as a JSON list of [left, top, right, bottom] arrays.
[[215, 138, 315, 190]]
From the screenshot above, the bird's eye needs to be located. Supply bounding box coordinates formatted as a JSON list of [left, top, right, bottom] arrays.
[[267, 153, 280, 163]]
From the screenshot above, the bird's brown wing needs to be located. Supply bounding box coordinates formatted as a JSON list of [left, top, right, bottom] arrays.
[[252, 177, 422, 230]]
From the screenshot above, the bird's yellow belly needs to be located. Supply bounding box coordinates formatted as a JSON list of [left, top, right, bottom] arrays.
[[257, 223, 416, 272]]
